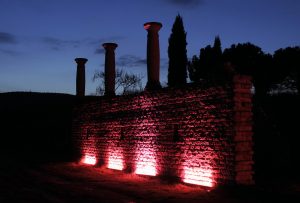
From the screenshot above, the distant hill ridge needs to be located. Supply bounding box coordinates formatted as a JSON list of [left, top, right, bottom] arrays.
[[0, 91, 74, 97]]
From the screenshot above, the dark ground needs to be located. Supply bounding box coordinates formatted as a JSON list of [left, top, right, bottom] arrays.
[[0, 162, 300, 203], [0, 92, 300, 202]]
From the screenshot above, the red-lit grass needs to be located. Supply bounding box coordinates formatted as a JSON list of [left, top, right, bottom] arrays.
[[71, 162, 210, 200]]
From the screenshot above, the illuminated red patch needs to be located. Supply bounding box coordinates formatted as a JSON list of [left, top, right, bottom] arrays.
[[107, 150, 124, 170], [135, 163, 157, 176], [82, 155, 97, 165], [135, 146, 157, 176], [182, 166, 213, 187]]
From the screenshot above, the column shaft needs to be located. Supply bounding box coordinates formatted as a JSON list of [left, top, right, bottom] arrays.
[[103, 43, 118, 96], [75, 58, 88, 96], [144, 22, 162, 90]]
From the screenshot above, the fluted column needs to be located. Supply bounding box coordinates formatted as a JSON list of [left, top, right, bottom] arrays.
[[75, 58, 88, 96], [103, 43, 118, 96], [144, 22, 162, 90]]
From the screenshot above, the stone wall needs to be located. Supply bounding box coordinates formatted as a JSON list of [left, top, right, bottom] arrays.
[[233, 75, 254, 185], [72, 75, 254, 187]]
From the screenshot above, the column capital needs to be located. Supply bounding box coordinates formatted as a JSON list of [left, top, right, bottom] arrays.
[[144, 22, 162, 32], [102, 43, 118, 51], [75, 58, 88, 64]]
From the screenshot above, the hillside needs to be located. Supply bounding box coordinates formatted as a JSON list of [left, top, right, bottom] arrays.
[[0, 92, 76, 163]]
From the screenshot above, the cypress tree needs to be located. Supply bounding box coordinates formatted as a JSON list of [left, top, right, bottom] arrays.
[[168, 14, 188, 87]]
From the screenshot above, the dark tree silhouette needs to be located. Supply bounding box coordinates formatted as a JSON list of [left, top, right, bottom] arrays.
[[223, 43, 263, 74], [223, 43, 273, 98], [254, 53, 273, 97], [187, 55, 200, 82], [211, 36, 225, 83], [188, 36, 226, 84], [93, 69, 143, 95], [212, 36, 222, 66], [168, 14, 188, 87], [199, 45, 214, 81], [273, 46, 300, 94]]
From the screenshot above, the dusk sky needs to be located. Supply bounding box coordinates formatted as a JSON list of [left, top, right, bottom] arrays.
[[0, 0, 299, 95]]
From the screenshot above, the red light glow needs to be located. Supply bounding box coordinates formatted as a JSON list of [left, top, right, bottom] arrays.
[[135, 146, 157, 176], [182, 166, 214, 187], [107, 150, 124, 170], [82, 155, 97, 165], [135, 162, 157, 176]]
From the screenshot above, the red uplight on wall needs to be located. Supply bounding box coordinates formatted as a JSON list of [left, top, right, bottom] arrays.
[[135, 162, 157, 176], [182, 166, 214, 187], [107, 149, 124, 170], [135, 144, 157, 176], [82, 155, 97, 165]]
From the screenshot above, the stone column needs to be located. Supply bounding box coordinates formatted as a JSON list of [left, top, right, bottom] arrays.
[[103, 43, 118, 96], [233, 75, 255, 185], [144, 22, 162, 90], [75, 58, 88, 96]]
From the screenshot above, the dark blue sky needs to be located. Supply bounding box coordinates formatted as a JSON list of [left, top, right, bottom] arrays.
[[0, 0, 299, 94]]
